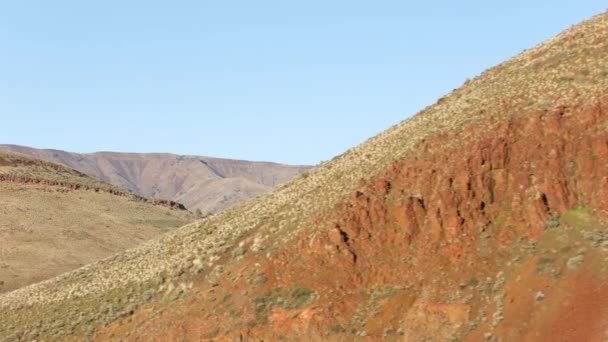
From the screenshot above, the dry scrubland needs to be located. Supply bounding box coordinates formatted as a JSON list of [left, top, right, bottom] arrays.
[[1, 10, 608, 341], [0, 151, 192, 293]]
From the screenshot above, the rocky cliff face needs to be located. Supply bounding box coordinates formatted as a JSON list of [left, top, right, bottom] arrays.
[[97, 94, 607, 342], [252, 99, 608, 341], [1, 10, 607, 342]]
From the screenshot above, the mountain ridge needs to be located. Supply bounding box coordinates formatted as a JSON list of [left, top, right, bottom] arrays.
[[0, 144, 311, 214]]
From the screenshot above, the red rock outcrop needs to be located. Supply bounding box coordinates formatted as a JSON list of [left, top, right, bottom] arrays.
[[94, 97, 608, 342], [0, 175, 187, 210]]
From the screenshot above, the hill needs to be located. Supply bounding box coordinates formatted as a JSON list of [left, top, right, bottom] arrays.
[[1, 11, 608, 342], [0, 151, 192, 294], [0, 145, 311, 214]]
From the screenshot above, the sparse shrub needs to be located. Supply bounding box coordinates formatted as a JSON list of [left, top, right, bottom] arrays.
[[253, 286, 314, 318], [221, 293, 232, 305], [370, 286, 396, 300], [545, 215, 560, 229], [408, 242, 418, 253], [331, 324, 346, 333], [232, 246, 246, 258], [467, 277, 479, 287], [284, 286, 314, 309], [536, 256, 554, 274], [255, 274, 268, 286], [207, 327, 220, 338]]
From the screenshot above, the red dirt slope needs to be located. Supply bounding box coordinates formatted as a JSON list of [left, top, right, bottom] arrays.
[[94, 13, 608, 342], [97, 95, 608, 342]]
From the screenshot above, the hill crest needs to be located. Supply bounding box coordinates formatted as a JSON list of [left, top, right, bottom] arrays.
[[0, 151, 193, 294], [0, 145, 311, 214]]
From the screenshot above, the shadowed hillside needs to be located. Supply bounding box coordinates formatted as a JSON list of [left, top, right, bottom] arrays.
[[0, 146, 311, 214], [1, 10, 608, 342]]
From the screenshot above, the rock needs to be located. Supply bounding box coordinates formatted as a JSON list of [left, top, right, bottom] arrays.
[[152, 275, 165, 286], [493, 271, 506, 292], [567, 255, 585, 269], [535, 292, 546, 302], [232, 246, 246, 258]]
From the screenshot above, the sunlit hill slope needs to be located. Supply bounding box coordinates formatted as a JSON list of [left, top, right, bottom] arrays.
[[1, 10, 608, 342], [0, 151, 192, 294]]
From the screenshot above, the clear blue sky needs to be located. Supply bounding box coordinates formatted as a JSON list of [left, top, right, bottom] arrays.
[[0, 1, 604, 165]]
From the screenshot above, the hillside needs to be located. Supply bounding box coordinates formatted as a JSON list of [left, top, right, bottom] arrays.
[[1, 11, 608, 342], [0, 145, 311, 214], [0, 151, 192, 294]]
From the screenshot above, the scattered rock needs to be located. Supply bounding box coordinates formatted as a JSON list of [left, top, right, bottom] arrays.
[[152, 275, 165, 286], [567, 255, 585, 269], [232, 246, 246, 258], [493, 272, 505, 292], [535, 292, 546, 302], [383, 328, 394, 337]]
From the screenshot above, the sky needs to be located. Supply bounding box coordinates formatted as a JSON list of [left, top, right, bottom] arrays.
[[0, 1, 605, 165]]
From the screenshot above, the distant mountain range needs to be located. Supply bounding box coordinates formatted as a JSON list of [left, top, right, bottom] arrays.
[[0, 144, 311, 214]]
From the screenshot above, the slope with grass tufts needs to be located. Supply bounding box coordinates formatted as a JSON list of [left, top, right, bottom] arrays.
[[0, 151, 192, 294], [1, 10, 608, 342]]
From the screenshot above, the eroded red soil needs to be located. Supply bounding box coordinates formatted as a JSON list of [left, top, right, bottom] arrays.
[[96, 99, 608, 341]]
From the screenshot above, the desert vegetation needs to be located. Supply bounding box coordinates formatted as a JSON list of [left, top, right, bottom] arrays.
[[1, 10, 608, 342], [0, 151, 192, 294]]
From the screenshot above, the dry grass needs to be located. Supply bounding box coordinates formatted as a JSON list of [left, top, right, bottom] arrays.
[[0, 182, 192, 293], [1, 10, 608, 342]]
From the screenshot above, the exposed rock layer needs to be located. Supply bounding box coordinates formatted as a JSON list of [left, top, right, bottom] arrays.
[[105, 98, 608, 342], [0, 175, 186, 209]]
